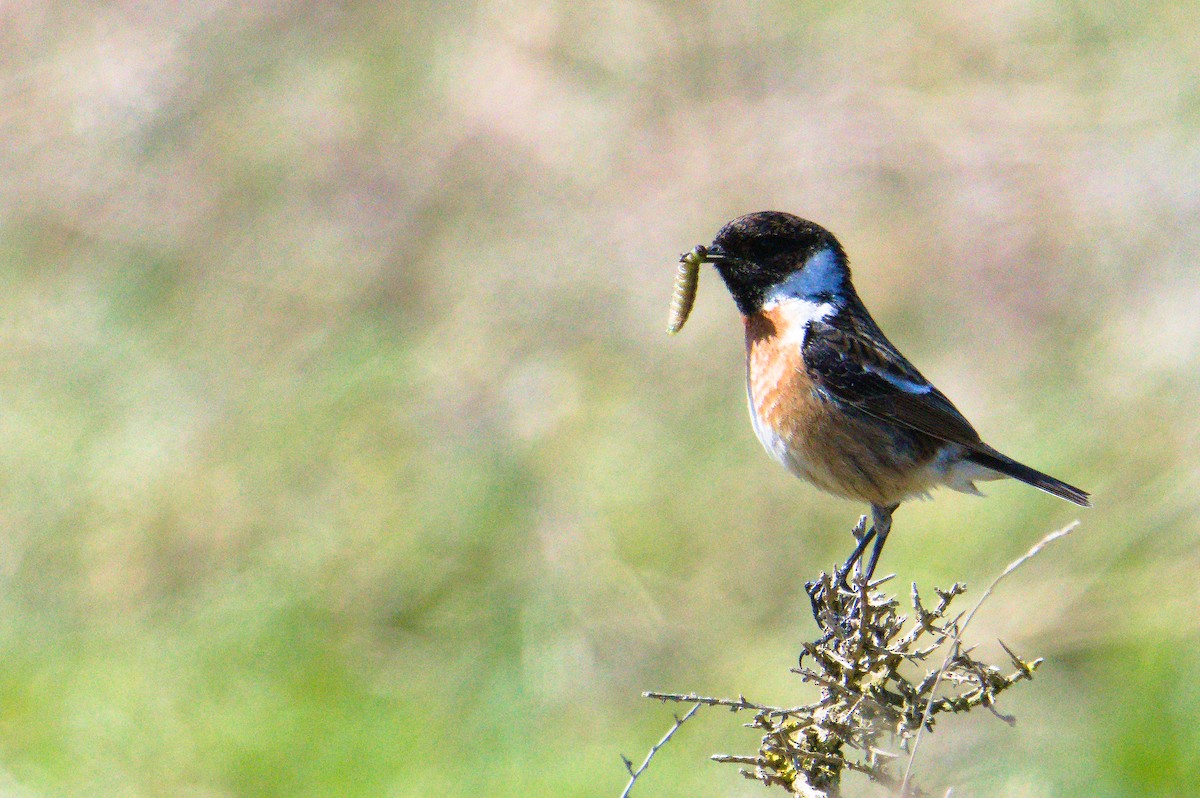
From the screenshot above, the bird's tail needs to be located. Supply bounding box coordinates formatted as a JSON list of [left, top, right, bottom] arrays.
[[967, 446, 1091, 507]]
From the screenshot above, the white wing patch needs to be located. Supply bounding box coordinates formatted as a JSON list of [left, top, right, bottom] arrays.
[[863, 363, 933, 394]]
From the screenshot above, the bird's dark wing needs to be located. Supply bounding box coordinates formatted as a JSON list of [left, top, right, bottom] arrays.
[[803, 306, 983, 448]]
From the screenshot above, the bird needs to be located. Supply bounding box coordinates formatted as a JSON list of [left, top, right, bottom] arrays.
[[673, 211, 1089, 582]]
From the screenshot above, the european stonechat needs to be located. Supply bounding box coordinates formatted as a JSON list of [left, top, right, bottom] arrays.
[[671, 211, 1089, 580]]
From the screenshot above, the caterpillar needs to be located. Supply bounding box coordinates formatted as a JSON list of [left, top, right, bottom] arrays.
[[666, 245, 706, 334]]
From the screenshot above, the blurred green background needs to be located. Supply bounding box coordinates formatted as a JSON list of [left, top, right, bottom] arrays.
[[1, 1, 1198, 796]]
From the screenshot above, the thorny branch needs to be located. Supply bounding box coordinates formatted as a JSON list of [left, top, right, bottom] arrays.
[[624, 522, 1077, 797], [899, 522, 1078, 794], [619, 701, 702, 798]]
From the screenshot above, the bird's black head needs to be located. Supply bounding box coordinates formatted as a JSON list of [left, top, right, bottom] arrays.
[[703, 211, 848, 316]]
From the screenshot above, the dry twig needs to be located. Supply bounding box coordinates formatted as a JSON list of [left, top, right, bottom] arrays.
[[627, 521, 1078, 796], [899, 521, 1078, 794], [619, 701, 703, 798]]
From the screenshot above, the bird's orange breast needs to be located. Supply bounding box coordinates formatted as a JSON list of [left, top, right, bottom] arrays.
[[744, 308, 942, 506]]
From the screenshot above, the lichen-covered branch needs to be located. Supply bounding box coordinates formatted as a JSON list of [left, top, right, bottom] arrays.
[[636, 523, 1076, 797]]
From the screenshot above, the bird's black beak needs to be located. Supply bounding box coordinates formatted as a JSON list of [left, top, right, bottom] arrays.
[[678, 243, 725, 267]]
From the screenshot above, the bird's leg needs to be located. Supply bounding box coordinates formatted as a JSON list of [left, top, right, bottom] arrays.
[[861, 503, 899, 581], [815, 516, 872, 632], [835, 514, 877, 587]]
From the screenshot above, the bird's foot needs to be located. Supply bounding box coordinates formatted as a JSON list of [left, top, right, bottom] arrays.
[[805, 573, 863, 634]]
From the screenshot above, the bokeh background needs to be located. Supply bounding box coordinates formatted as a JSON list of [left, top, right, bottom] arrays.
[[2, 1, 1199, 796]]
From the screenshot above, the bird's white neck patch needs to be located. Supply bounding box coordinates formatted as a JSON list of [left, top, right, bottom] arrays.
[[768, 297, 836, 342], [760, 246, 844, 340], [762, 246, 845, 306]]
